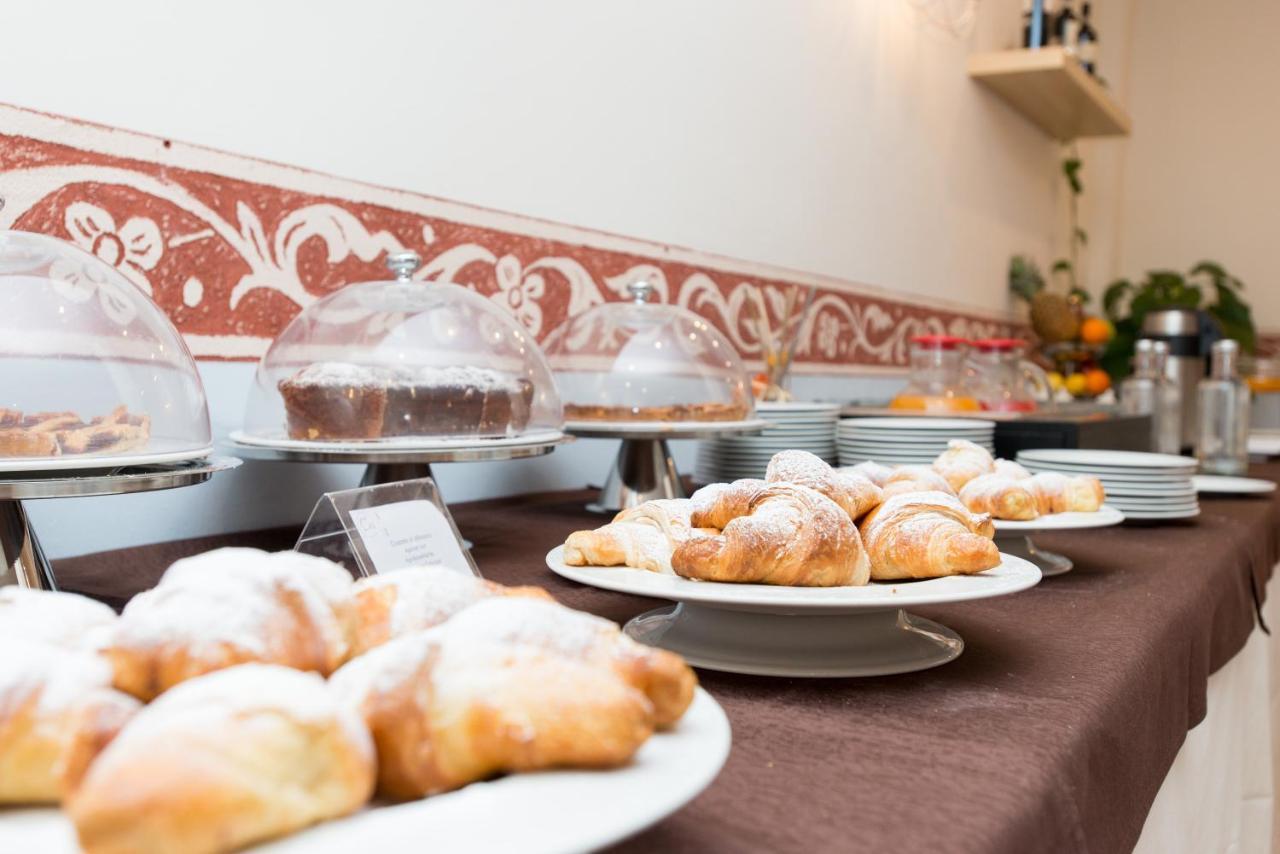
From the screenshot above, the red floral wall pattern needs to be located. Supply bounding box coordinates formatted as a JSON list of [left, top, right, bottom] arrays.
[[0, 103, 1020, 372]]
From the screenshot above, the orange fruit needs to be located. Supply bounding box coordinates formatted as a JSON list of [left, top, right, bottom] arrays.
[[1084, 368, 1111, 395], [1080, 317, 1114, 345]]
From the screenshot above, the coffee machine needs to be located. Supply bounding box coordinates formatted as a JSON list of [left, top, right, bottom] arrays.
[[1141, 309, 1209, 451]]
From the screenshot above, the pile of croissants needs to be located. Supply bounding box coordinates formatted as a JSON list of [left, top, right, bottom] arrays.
[[564, 441, 1104, 587], [0, 551, 697, 854]]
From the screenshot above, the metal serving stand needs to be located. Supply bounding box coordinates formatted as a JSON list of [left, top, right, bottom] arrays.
[[0, 455, 242, 590], [567, 420, 767, 514]]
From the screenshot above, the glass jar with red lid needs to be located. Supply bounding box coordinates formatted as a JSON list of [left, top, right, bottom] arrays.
[[889, 335, 981, 412], [967, 338, 1052, 413]]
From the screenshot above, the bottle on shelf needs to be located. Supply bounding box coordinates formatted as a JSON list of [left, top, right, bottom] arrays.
[[1120, 339, 1181, 454], [1021, 0, 1033, 48], [1077, 1, 1098, 73], [1055, 0, 1080, 51], [1041, 0, 1059, 46], [1196, 340, 1250, 475]]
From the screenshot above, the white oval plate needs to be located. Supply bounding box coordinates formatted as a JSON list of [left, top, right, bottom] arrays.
[[0, 443, 213, 474], [547, 546, 1040, 615], [1017, 449, 1197, 469], [841, 417, 997, 431], [992, 505, 1125, 531], [757, 402, 842, 413], [1122, 508, 1201, 520], [0, 688, 729, 854], [1193, 475, 1277, 495]]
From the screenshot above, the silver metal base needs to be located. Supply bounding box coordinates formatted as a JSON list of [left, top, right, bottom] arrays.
[[359, 462, 433, 488], [0, 500, 56, 589], [590, 439, 685, 514], [625, 603, 964, 677], [995, 534, 1073, 577]]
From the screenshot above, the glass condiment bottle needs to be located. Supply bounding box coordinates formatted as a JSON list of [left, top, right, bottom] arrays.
[[967, 338, 1052, 413], [1120, 339, 1181, 454], [1196, 340, 1250, 474], [889, 335, 980, 413]]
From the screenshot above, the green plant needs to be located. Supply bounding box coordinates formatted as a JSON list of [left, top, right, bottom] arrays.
[[1099, 262, 1256, 378]]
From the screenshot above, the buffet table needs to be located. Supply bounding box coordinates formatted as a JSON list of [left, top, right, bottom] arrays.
[[52, 464, 1280, 853]]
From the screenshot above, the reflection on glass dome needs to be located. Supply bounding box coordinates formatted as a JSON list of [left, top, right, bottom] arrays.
[[0, 230, 211, 463], [243, 252, 562, 443], [545, 281, 753, 423]]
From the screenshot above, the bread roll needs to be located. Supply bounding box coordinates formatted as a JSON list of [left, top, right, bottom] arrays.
[[0, 588, 117, 651]]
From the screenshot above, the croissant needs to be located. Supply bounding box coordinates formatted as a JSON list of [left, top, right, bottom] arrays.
[[1026, 471, 1106, 514], [68, 664, 375, 854], [689, 478, 765, 523], [842, 460, 895, 488], [103, 548, 356, 701], [766, 449, 883, 521], [439, 597, 696, 728], [563, 498, 714, 574], [932, 439, 995, 492], [858, 491, 1000, 580], [882, 464, 956, 498], [330, 631, 654, 800], [959, 473, 1040, 521], [993, 458, 1032, 480], [0, 588, 118, 652], [349, 565, 552, 657], [0, 641, 140, 804], [674, 481, 870, 586]]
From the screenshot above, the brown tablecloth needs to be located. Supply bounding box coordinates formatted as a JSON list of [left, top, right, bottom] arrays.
[[53, 464, 1280, 854]]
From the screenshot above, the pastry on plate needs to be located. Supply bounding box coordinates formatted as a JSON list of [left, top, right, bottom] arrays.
[[67, 664, 375, 854], [766, 449, 883, 521], [348, 565, 552, 657], [103, 548, 356, 701], [0, 406, 150, 458], [0, 641, 140, 804], [958, 473, 1040, 521], [0, 587, 118, 651], [841, 460, 895, 488], [563, 402, 750, 422], [673, 480, 871, 586], [563, 499, 714, 574], [439, 597, 696, 728], [1026, 471, 1106, 514], [330, 631, 654, 801], [881, 464, 956, 498], [858, 491, 1000, 580], [993, 458, 1032, 480], [932, 439, 995, 492]]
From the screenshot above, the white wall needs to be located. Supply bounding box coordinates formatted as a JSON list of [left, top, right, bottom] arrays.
[[1111, 0, 1280, 326], [2, 0, 1120, 557]]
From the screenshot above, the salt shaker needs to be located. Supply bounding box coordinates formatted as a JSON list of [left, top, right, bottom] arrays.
[[1197, 339, 1250, 474], [1120, 339, 1181, 454]]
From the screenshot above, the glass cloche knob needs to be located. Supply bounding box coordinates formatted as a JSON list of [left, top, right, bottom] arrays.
[[627, 279, 656, 304], [385, 250, 422, 282]]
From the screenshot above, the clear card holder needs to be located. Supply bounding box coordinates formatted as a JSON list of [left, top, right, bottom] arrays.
[[295, 477, 479, 578]]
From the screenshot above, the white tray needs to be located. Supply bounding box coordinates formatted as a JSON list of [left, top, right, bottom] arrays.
[[1193, 475, 1277, 495], [992, 505, 1125, 532], [0, 688, 729, 854]]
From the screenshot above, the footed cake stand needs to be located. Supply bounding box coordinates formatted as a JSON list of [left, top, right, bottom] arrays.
[[0, 455, 241, 590], [547, 546, 1041, 677], [991, 505, 1125, 578], [566, 419, 768, 514]]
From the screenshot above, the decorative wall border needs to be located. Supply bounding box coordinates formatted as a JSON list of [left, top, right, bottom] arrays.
[[0, 103, 1020, 374]]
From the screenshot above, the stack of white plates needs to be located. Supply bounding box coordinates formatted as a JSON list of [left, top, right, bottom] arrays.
[[694, 402, 839, 483], [1016, 449, 1200, 521], [836, 417, 996, 467]]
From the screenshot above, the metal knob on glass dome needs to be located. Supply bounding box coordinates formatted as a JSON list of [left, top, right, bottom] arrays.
[[386, 250, 423, 282], [627, 279, 656, 304]]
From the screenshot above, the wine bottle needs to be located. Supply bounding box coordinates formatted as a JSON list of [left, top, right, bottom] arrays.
[[1041, 0, 1059, 46], [1021, 0, 1033, 48], [1077, 1, 1098, 73], [1056, 0, 1079, 51]]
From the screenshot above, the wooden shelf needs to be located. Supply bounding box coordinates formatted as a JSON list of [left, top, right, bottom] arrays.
[[967, 47, 1131, 141]]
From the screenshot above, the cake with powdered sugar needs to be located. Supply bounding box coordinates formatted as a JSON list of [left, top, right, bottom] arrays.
[[279, 361, 534, 441]]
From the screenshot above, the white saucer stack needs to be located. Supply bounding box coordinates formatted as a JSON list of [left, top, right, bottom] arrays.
[[836, 417, 996, 467], [694, 402, 839, 484], [1016, 448, 1200, 521]]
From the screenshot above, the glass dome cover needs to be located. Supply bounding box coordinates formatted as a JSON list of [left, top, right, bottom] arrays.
[[243, 252, 562, 444], [0, 230, 211, 466], [545, 280, 753, 424]]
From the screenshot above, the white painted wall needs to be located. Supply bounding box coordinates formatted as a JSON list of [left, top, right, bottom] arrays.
[[1110, 0, 1280, 325], [2, 0, 1133, 557]]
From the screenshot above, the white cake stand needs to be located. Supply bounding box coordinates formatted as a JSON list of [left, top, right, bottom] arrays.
[[991, 505, 1125, 577], [0, 455, 241, 590], [546, 545, 1041, 677], [565, 419, 768, 514]]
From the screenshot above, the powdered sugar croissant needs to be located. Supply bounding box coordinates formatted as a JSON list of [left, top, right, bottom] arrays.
[[563, 499, 714, 574], [882, 464, 956, 498], [858, 491, 1000, 580], [932, 439, 995, 492], [673, 480, 870, 586], [959, 473, 1039, 521], [1026, 471, 1106, 514], [766, 449, 883, 521]]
